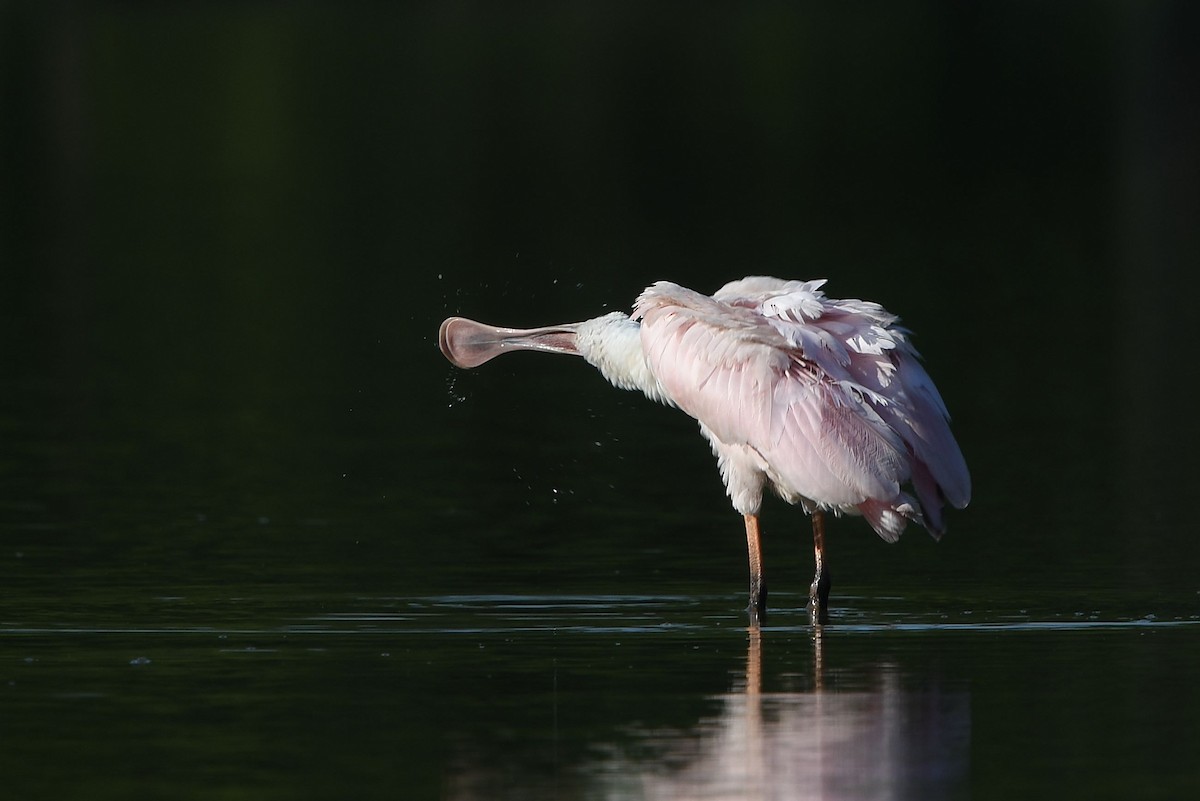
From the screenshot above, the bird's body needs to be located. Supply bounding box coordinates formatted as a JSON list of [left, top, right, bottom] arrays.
[[439, 277, 970, 623]]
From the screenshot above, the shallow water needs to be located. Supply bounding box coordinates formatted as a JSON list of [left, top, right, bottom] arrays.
[[6, 591, 1199, 800]]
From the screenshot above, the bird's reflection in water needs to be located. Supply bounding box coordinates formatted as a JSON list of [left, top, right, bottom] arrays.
[[447, 629, 969, 801], [588, 629, 970, 801]]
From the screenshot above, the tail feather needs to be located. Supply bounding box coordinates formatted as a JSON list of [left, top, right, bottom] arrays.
[[857, 495, 923, 543]]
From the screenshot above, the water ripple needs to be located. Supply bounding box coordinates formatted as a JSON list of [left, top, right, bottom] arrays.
[[2, 594, 1196, 637]]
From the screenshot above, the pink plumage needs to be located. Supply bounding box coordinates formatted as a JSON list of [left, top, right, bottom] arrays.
[[634, 278, 969, 542]]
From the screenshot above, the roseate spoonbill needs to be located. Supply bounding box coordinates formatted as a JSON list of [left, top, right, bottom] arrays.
[[439, 277, 970, 623]]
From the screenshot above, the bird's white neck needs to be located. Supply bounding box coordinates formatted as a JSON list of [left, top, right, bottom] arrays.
[[574, 313, 673, 406]]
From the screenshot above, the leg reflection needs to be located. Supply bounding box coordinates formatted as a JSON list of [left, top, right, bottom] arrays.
[[585, 626, 969, 800]]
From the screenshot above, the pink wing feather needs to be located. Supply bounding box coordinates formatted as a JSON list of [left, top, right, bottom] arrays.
[[634, 279, 970, 542]]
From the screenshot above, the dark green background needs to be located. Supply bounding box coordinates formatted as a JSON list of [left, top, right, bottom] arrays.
[[3, 2, 1198, 799]]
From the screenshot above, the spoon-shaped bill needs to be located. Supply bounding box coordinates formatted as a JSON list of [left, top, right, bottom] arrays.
[[439, 317, 580, 368]]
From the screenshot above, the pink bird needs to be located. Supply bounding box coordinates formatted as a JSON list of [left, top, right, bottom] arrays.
[[439, 277, 970, 624]]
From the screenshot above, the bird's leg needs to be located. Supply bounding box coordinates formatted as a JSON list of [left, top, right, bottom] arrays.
[[808, 510, 831, 625], [744, 513, 767, 625]]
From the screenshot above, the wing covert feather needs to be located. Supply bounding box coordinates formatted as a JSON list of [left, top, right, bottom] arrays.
[[635, 284, 909, 508]]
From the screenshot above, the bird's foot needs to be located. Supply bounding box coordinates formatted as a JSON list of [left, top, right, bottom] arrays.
[[808, 568, 831, 625]]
